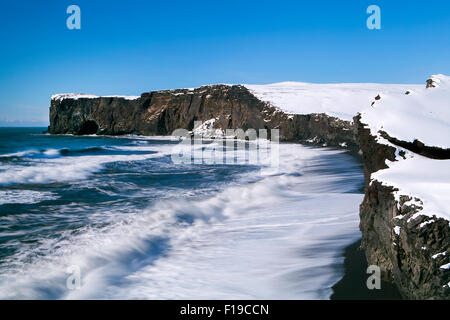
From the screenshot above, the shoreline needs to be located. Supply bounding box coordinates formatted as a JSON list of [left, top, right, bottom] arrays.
[[331, 239, 403, 300]]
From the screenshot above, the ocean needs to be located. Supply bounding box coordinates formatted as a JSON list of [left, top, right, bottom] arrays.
[[0, 127, 364, 299]]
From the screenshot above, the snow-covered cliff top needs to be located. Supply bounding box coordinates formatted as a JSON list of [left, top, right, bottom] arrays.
[[373, 153, 450, 223], [244, 82, 421, 121], [361, 74, 450, 223], [247, 76, 450, 223], [51, 93, 140, 101], [360, 74, 450, 149]]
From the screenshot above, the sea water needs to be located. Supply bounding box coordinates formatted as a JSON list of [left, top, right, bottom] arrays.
[[0, 128, 363, 299]]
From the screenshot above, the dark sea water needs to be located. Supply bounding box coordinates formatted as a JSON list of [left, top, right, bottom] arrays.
[[0, 127, 365, 299]]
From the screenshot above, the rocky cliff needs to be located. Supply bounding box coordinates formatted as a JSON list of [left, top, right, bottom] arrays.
[[355, 75, 450, 299], [48, 85, 358, 149], [356, 115, 450, 299]]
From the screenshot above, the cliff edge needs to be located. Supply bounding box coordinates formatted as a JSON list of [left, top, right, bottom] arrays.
[[357, 74, 450, 299], [48, 85, 358, 149]]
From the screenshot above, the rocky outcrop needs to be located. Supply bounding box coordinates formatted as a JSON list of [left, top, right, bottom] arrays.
[[48, 85, 358, 149], [356, 115, 450, 299], [378, 131, 450, 160], [49, 85, 267, 135]]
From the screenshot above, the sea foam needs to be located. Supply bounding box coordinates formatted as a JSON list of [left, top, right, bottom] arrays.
[[0, 142, 363, 299]]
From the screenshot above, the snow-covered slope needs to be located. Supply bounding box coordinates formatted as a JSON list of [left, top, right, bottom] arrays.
[[245, 82, 421, 121], [360, 74, 450, 222], [360, 74, 450, 149], [373, 153, 450, 222]]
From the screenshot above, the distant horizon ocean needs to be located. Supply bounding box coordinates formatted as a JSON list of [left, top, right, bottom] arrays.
[[0, 127, 386, 299], [0, 124, 50, 128]]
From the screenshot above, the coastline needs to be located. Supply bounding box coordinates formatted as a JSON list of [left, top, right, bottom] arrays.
[[331, 240, 403, 300]]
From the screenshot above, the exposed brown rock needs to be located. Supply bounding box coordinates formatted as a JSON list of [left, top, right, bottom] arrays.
[[426, 78, 437, 88], [48, 85, 358, 149], [356, 116, 450, 299], [378, 131, 450, 160]]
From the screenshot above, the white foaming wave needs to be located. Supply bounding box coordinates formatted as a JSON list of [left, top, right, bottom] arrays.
[[42, 149, 61, 157], [1, 148, 78, 159], [0, 138, 260, 186], [106, 147, 362, 300], [0, 190, 59, 205], [0, 144, 363, 299], [108, 139, 264, 168], [0, 150, 40, 158], [0, 157, 102, 186], [0, 143, 184, 186], [109, 195, 361, 300]]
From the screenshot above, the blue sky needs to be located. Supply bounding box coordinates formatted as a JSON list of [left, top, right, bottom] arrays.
[[1, 0, 450, 126]]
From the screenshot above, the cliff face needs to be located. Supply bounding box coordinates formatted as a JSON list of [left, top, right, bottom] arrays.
[[49, 85, 267, 135], [48, 85, 358, 149], [357, 116, 450, 299]]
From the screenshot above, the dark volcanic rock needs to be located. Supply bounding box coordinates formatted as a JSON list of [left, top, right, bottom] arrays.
[[426, 78, 437, 88], [378, 131, 450, 159], [356, 115, 450, 300], [49, 85, 268, 135], [48, 85, 358, 149]]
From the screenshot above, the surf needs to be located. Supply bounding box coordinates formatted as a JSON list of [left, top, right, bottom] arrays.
[[0, 131, 364, 299]]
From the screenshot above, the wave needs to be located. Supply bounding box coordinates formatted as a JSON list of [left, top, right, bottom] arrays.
[[0, 140, 182, 186], [0, 190, 59, 205], [0, 138, 273, 186], [0, 150, 42, 158], [0, 144, 363, 299], [0, 152, 164, 186], [0, 146, 146, 159]]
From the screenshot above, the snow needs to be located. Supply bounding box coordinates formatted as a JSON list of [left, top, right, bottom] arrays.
[[419, 220, 435, 228], [440, 263, 450, 270], [432, 252, 447, 259], [362, 75, 450, 224], [394, 226, 401, 235], [192, 118, 224, 137], [372, 155, 450, 222], [244, 82, 420, 121], [51, 93, 140, 101], [360, 74, 450, 149]]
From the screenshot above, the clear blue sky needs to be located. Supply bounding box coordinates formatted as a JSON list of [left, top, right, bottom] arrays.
[[1, 0, 450, 126]]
